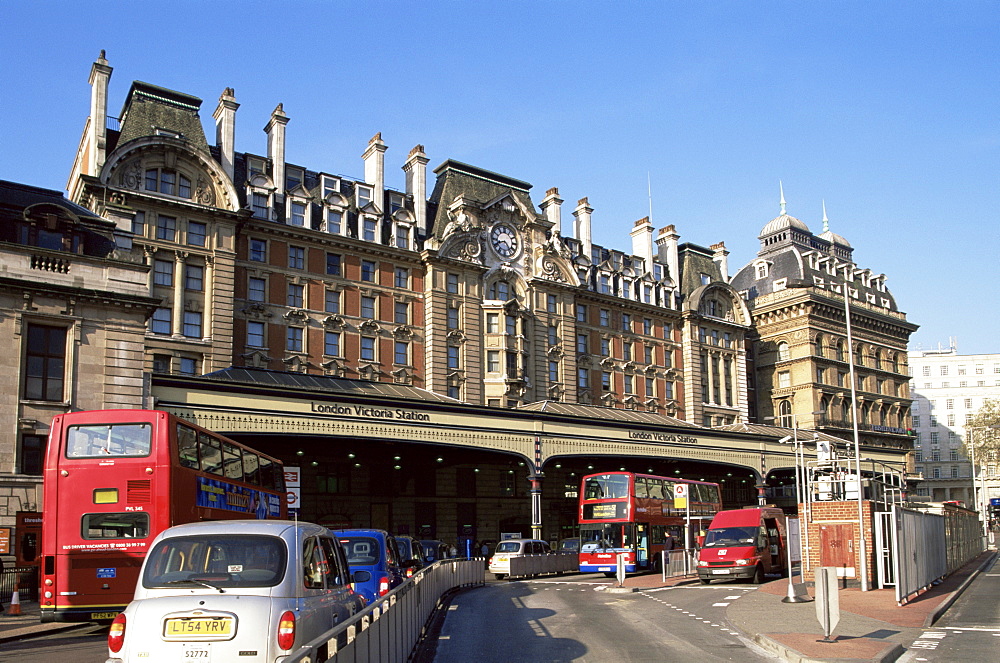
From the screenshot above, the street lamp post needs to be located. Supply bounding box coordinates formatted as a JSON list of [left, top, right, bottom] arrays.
[[786, 279, 869, 591]]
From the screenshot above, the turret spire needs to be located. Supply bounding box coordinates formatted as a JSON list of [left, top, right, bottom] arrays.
[[779, 181, 786, 215], [822, 200, 829, 233]]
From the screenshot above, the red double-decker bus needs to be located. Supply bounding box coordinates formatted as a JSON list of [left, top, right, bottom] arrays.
[[40, 409, 286, 622], [578, 471, 721, 575]]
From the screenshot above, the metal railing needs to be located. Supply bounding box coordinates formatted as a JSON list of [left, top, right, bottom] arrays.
[[1, 566, 38, 603], [507, 552, 578, 578], [285, 557, 484, 663]]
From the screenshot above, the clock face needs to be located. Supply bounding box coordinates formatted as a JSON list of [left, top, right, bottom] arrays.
[[490, 223, 520, 258]]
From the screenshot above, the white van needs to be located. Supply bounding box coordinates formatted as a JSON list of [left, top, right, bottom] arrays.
[[488, 538, 552, 580], [106, 520, 364, 662]]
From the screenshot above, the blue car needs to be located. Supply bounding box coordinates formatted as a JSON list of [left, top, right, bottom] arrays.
[[332, 528, 407, 603]]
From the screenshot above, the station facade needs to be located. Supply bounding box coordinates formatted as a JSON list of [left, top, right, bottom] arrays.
[[1, 53, 917, 546]]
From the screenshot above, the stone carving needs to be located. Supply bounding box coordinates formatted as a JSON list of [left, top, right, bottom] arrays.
[[120, 160, 143, 190], [195, 177, 216, 206], [539, 255, 567, 283]]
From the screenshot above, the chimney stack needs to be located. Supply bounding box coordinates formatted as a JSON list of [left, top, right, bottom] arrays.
[[213, 87, 239, 182], [656, 225, 680, 288], [711, 242, 730, 283], [88, 50, 113, 177], [540, 187, 563, 231], [402, 144, 429, 233], [363, 132, 387, 212], [630, 216, 654, 272], [265, 103, 289, 196], [573, 197, 594, 261]]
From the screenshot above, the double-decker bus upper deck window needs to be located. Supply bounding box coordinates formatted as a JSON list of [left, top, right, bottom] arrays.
[[243, 452, 261, 485], [199, 433, 223, 475], [222, 441, 244, 481], [584, 474, 630, 500], [259, 457, 284, 491], [176, 424, 199, 469], [635, 478, 649, 498], [81, 512, 151, 539], [66, 423, 152, 458]]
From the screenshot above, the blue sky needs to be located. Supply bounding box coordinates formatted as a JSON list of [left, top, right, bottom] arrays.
[[2, 1, 998, 354]]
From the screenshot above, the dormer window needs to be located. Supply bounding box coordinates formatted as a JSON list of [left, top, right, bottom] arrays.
[[395, 224, 410, 249], [755, 261, 769, 279], [154, 128, 182, 139], [389, 193, 404, 214], [362, 216, 377, 242], [247, 156, 266, 177], [145, 168, 191, 199], [356, 186, 372, 208], [285, 166, 304, 191], [322, 175, 339, 197], [324, 208, 343, 235], [288, 200, 307, 227], [251, 192, 270, 220]]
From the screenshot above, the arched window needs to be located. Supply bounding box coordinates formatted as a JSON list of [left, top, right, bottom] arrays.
[[841, 400, 851, 422], [891, 353, 900, 373], [819, 395, 830, 417], [777, 341, 790, 362], [778, 400, 792, 427], [835, 340, 845, 362], [873, 349, 882, 370], [855, 343, 865, 367], [814, 334, 825, 358], [489, 280, 511, 301]]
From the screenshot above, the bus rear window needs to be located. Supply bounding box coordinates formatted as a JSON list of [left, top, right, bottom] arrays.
[[81, 512, 151, 539], [66, 424, 152, 458]]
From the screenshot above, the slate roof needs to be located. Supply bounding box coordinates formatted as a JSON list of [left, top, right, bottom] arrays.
[[516, 400, 701, 429], [116, 81, 210, 153], [427, 160, 536, 240], [196, 367, 461, 404]]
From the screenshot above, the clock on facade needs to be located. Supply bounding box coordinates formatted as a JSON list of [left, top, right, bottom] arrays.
[[490, 223, 520, 259]]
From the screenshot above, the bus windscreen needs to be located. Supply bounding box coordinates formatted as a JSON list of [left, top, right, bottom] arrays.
[[66, 423, 152, 458]]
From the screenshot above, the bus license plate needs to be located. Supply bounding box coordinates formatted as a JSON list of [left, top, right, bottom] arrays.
[[183, 644, 211, 660], [598, 567, 612, 572]]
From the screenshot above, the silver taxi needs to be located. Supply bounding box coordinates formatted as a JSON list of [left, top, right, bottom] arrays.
[[106, 520, 363, 662]]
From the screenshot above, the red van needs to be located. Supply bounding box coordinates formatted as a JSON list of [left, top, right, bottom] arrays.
[[696, 506, 787, 584]]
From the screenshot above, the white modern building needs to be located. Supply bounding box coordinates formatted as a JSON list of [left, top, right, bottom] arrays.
[[908, 343, 1000, 511]]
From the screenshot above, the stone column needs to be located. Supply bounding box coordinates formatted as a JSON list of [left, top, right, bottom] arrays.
[[172, 251, 187, 337]]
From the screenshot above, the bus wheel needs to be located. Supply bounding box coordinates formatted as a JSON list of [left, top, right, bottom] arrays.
[[752, 565, 765, 584], [650, 556, 661, 574], [603, 572, 617, 578]]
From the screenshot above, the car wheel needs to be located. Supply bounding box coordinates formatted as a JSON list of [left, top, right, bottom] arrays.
[[752, 565, 765, 584], [699, 577, 711, 585]]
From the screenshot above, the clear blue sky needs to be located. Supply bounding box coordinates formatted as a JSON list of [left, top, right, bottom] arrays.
[[2, 1, 998, 354]]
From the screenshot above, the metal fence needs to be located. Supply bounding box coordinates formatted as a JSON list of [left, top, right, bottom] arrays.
[[285, 557, 484, 663], [662, 548, 695, 578], [1, 566, 38, 603], [507, 552, 578, 578]]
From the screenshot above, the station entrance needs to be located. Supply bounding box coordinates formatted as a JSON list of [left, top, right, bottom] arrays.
[[151, 368, 906, 549]]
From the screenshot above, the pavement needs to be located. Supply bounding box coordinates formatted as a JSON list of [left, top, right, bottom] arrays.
[[618, 549, 998, 663], [1, 550, 995, 661]]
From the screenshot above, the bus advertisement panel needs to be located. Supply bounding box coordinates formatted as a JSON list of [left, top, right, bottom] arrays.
[[578, 472, 721, 575], [40, 409, 286, 623]]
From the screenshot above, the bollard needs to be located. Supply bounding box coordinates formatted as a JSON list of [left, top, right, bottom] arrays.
[[7, 590, 21, 616]]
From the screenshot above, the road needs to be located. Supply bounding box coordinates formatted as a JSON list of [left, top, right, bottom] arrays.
[[430, 574, 780, 662], [898, 554, 1000, 663], [1, 623, 108, 663]]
